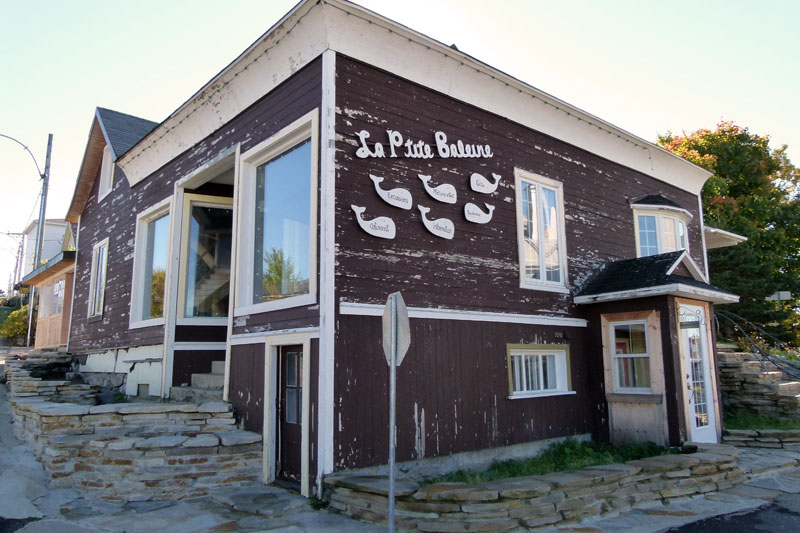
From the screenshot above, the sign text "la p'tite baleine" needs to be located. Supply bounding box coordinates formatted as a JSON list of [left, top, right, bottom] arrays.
[[355, 129, 493, 160]]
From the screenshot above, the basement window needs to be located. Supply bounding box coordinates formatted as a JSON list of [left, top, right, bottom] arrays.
[[506, 344, 574, 399]]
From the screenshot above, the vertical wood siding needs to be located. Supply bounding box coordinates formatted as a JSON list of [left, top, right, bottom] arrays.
[[229, 343, 265, 433], [69, 58, 322, 354]]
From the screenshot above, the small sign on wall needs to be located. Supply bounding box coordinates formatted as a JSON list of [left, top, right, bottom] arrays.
[[352, 205, 396, 239]]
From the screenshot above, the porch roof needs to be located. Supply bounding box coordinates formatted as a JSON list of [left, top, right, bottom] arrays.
[[19, 251, 76, 287], [574, 251, 738, 305]]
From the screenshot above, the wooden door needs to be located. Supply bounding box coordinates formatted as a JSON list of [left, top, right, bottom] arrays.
[[276, 345, 303, 484]]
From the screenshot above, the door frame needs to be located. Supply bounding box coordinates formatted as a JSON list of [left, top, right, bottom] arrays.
[[251, 332, 313, 496], [675, 298, 721, 443]]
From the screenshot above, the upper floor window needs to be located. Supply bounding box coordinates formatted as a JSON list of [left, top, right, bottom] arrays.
[[98, 145, 114, 201], [130, 198, 171, 327], [631, 197, 692, 258], [88, 238, 109, 318], [514, 169, 568, 293], [236, 110, 318, 315]]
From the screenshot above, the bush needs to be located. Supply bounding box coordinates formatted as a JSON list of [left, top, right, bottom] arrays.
[[0, 305, 29, 343]]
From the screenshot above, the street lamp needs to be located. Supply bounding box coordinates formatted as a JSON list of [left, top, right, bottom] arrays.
[[0, 133, 53, 347]]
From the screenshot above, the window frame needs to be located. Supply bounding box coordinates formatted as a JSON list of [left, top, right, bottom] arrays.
[[609, 319, 653, 394], [177, 193, 234, 325], [87, 238, 109, 318], [129, 197, 172, 329], [514, 169, 569, 293], [97, 145, 115, 201], [632, 205, 692, 258], [235, 110, 319, 316], [506, 343, 574, 399]]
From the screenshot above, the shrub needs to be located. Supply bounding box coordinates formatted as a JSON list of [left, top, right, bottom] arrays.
[[0, 305, 29, 341]]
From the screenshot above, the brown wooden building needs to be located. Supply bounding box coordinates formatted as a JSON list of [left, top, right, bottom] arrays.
[[63, 0, 743, 497]]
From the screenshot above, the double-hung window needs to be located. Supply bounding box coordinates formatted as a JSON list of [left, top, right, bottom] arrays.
[[610, 321, 651, 392], [634, 209, 690, 258], [88, 238, 109, 318], [515, 169, 568, 292], [130, 198, 171, 327], [236, 110, 318, 314], [507, 344, 573, 398]]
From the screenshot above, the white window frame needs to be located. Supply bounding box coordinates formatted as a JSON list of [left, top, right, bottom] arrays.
[[88, 238, 109, 318], [632, 205, 692, 258], [129, 197, 172, 329], [514, 169, 569, 293], [506, 343, 574, 399], [98, 145, 115, 201], [609, 319, 653, 393], [177, 193, 234, 325], [235, 109, 319, 316]]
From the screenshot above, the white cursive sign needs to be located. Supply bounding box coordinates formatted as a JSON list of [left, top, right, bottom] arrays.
[[352, 205, 396, 239], [370, 174, 413, 210], [418, 174, 457, 204], [355, 129, 493, 160], [470, 172, 501, 194], [464, 202, 495, 224], [418, 205, 454, 240]]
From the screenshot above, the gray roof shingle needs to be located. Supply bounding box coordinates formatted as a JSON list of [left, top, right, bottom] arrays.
[[96, 107, 158, 159]]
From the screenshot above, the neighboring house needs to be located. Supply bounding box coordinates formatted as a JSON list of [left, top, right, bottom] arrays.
[[21, 219, 72, 276], [63, 0, 745, 498]]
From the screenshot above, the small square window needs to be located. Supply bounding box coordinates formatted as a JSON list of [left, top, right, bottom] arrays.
[[507, 344, 572, 398]]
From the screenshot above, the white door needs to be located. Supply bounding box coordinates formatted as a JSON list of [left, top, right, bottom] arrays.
[[679, 303, 717, 443]]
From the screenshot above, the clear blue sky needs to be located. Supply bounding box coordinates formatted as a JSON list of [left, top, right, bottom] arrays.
[[1, 0, 798, 291]]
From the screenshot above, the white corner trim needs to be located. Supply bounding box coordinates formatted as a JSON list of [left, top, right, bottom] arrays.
[[573, 283, 739, 305], [339, 301, 588, 328]]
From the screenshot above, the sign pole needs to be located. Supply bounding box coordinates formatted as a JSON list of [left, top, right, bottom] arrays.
[[382, 292, 409, 533], [388, 294, 397, 532]]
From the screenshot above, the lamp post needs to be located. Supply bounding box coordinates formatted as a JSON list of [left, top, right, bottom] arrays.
[[0, 133, 53, 347]]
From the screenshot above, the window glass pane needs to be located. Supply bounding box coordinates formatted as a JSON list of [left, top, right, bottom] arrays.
[[677, 221, 687, 250], [286, 388, 298, 424], [542, 187, 561, 282], [40, 285, 51, 318], [142, 215, 169, 320], [615, 357, 651, 389], [53, 279, 64, 315], [253, 140, 311, 303], [662, 216, 677, 252], [638, 215, 658, 256], [543, 354, 556, 390], [510, 351, 564, 394], [521, 182, 539, 281], [184, 206, 232, 317], [90, 243, 108, 317], [286, 352, 298, 387]]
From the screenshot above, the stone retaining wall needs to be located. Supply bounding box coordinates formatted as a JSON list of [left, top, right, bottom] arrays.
[[5, 354, 99, 405], [325, 445, 744, 531], [10, 397, 262, 501], [723, 429, 800, 449], [717, 351, 800, 419]]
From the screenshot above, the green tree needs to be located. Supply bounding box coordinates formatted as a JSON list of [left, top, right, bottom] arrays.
[[659, 121, 800, 344], [0, 305, 29, 343], [262, 248, 305, 299]]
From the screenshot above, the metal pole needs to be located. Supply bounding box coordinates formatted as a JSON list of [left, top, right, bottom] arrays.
[[388, 295, 396, 533], [26, 133, 52, 347]]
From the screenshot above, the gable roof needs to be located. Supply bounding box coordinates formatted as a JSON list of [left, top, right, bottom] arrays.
[[65, 107, 156, 222], [574, 251, 738, 305], [631, 194, 682, 209], [96, 107, 158, 160], [117, 0, 713, 194]]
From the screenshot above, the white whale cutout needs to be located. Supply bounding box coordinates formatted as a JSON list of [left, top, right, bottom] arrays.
[[369, 174, 412, 210], [470, 172, 501, 194], [418, 205, 454, 240], [464, 202, 495, 224], [418, 174, 457, 204], [351, 205, 396, 239]]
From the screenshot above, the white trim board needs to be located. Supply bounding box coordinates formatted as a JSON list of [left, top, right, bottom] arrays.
[[173, 342, 227, 351], [229, 327, 320, 345], [339, 301, 587, 328], [573, 283, 739, 305]]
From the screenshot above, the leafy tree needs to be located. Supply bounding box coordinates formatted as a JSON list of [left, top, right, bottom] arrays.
[[0, 305, 29, 343], [659, 121, 800, 344]]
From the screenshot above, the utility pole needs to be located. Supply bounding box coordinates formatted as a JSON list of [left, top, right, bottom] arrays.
[[26, 134, 53, 347]]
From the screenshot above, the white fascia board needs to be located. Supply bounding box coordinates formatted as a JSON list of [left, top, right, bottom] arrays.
[[339, 301, 587, 328], [573, 283, 739, 305], [118, 0, 327, 186], [119, 0, 712, 195], [630, 203, 694, 220], [704, 226, 748, 249]]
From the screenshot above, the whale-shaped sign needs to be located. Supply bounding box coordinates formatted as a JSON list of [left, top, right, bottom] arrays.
[[464, 202, 495, 224], [470, 172, 501, 194], [418, 205, 454, 240], [352, 205, 396, 239], [418, 174, 457, 204], [369, 174, 412, 210]]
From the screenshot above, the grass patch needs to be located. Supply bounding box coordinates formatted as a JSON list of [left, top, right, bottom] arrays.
[[724, 411, 800, 430], [423, 439, 675, 486]]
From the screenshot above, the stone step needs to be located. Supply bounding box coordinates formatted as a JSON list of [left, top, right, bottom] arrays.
[[211, 360, 226, 375], [716, 343, 738, 353], [741, 360, 781, 372], [776, 381, 800, 394], [192, 372, 224, 389], [170, 386, 224, 403]]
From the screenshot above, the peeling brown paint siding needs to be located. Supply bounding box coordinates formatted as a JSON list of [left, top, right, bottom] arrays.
[[69, 58, 323, 353]]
